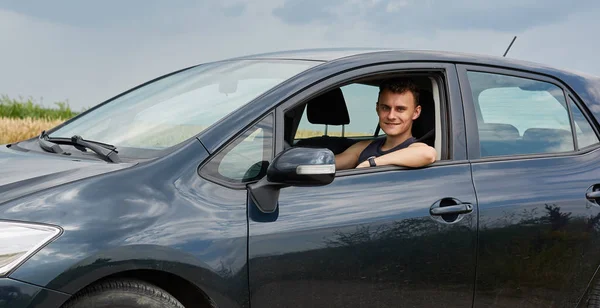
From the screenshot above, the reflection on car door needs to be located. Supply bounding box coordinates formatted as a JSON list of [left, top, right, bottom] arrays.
[[248, 68, 478, 307], [458, 65, 600, 307], [247, 164, 477, 308]]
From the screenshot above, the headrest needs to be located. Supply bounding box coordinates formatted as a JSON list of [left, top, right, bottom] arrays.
[[306, 88, 350, 125], [478, 123, 520, 140], [522, 128, 574, 152], [522, 128, 572, 142]]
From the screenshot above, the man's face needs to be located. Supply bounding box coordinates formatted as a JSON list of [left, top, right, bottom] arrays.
[[376, 89, 421, 137]]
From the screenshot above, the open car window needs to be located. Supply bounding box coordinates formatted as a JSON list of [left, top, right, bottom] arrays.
[[294, 83, 380, 141], [283, 73, 444, 163]]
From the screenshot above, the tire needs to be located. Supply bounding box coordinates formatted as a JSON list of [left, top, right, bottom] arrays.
[[61, 279, 185, 308], [588, 280, 600, 307]]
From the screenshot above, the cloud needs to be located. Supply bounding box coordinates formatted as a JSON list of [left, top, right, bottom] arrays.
[[505, 9, 600, 77], [0, 1, 249, 33], [0, 3, 265, 111], [272, 0, 344, 25], [1, 1, 600, 113], [223, 2, 247, 17], [272, 0, 600, 33], [0, 1, 188, 31]]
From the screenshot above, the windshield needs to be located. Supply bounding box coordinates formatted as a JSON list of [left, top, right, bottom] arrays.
[[48, 59, 319, 157]]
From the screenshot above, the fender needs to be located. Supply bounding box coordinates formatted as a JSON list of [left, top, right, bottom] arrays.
[[24, 244, 246, 307], [2, 140, 249, 307]]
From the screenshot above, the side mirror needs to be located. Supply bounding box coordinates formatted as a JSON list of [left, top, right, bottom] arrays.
[[268, 147, 335, 186], [248, 147, 335, 213]]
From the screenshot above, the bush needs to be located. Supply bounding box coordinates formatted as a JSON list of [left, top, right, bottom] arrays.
[[0, 95, 79, 120]]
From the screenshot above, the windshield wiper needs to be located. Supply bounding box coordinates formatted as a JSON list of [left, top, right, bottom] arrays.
[[68, 135, 121, 163], [38, 131, 121, 163], [38, 131, 71, 155]]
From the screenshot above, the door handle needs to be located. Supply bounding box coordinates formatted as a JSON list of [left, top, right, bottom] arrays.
[[586, 185, 600, 204], [430, 203, 473, 216], [587, 190, 600, 201]]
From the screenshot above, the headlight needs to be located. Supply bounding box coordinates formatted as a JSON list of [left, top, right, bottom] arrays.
[[0, 221, 61, 276]]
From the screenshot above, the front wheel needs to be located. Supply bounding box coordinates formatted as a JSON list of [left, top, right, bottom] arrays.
[[62, 279, 185, 308], [588, 279, 600, 307]]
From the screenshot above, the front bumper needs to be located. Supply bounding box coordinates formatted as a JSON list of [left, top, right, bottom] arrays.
[[0, 278, 69, 308]]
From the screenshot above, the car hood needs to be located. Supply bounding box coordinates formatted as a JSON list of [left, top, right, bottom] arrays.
[[0, 145, 136, 205]]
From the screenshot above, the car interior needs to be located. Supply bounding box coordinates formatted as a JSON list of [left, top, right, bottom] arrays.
[[471, 89, 575, 157], [282, 73, 444, 162], [477, 122, 574, 156]]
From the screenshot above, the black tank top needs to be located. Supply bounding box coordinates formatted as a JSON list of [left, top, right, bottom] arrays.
[[358, 136, 417, 165]]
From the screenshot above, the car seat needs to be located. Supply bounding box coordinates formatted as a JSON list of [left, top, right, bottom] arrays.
[[293, 88, 358, 154], [412, 89, 436, 147], [478, 123, 520, 156], [520, 128, 574, 154]]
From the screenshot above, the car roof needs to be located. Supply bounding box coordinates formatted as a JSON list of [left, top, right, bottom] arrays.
[[199, 48, 600, 153], [234, 48, 393, 62], [232, 48, 599, 80]]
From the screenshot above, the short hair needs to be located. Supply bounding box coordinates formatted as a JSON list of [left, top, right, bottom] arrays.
[[378, 78, 420, 107]]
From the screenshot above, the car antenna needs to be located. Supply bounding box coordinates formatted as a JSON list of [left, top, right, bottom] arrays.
[[503, 35, 517, 57]]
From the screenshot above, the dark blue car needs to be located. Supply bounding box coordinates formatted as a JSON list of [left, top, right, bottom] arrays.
[[2, 49, 600, 308]]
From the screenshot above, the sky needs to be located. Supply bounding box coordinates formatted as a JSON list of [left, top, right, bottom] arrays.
[[2, 0, 600, 111]]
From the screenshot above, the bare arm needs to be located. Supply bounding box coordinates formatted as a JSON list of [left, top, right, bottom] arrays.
[[334, 140, 370, 170], [356, 142, 436, 169]]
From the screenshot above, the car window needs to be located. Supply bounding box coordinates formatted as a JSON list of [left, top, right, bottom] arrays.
[[47, 59, 316, 158], [294, 83, 379, 139], [466, 71, 575, 157], [201, 114, 273, 184], [569, 96, 600, 149]]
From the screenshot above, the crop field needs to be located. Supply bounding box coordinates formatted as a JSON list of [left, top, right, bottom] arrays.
[[0, 95, 372, 145], [1, 117, 364, 145], [0, 117, 65, 144], [0, 95, 75, 144], [0, 95, 77, 119]]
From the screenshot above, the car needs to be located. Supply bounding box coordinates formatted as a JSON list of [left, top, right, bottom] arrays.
[[1, 48, 600, 308]]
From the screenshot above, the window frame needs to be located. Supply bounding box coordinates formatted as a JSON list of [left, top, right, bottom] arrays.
[[198, 112, 274, 189], [274, 62, 468, 177], [568, 93, 600, 150], [457, 64, 600, 162]]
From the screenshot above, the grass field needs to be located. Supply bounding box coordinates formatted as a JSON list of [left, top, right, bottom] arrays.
[[0, 95, 78, 120], [0, 117, 65, 144], [1, 95, 371, 145], [1, 117, 367, 145], [294, 130, 371, 138], [1, 96, 74, 144]]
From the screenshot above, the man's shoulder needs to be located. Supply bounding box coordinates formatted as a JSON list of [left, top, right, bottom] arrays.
[[344, 139, 375, 156], [356, 139, 375, 147], [408, 141, 426, 146], [347, 138, 375, 148]]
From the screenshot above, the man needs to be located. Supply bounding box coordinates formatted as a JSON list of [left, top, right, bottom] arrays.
[[335, 78, 437, 170]]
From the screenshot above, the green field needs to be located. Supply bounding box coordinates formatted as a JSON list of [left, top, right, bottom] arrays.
[[0, 95, 77, 144], [0, 95, 368, 144], [0, 95, 79, 120]]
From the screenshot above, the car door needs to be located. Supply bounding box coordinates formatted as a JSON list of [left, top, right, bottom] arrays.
[[457, 65, 600, 307], [247, 63, 479, 308]]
